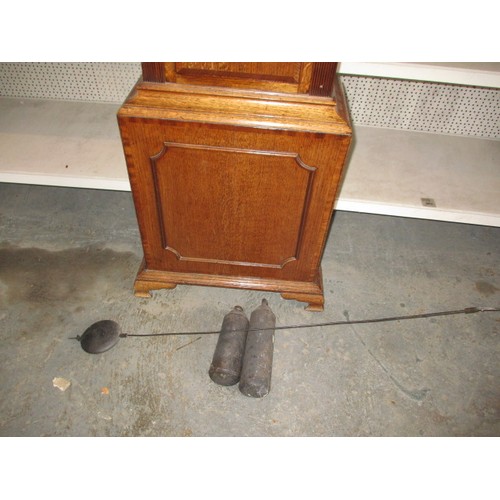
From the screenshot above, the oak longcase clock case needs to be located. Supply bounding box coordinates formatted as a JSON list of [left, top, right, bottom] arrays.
[[118, 62, 352, 311]]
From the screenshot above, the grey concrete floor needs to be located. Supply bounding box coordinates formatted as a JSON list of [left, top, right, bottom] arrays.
[[0, 182, 498, 437]]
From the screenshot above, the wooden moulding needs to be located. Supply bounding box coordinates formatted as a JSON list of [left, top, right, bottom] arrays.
[[119, 80, 351, 136], [133, 260, 325, 312]]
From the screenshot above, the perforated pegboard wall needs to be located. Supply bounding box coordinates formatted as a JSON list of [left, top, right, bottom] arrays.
[[341, 75, 500, 140], [0, 63, 498, 139], [0, 62, 141, 102]]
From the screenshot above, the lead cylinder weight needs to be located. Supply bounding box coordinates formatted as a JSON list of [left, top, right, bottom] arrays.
[[209, 305, 250, 386], [239, 299, 276, 398]]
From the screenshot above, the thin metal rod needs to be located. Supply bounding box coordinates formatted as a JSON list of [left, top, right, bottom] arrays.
[[120, 306, 499, 338]]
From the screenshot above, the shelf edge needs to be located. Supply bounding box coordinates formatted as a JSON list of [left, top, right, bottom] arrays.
[[338, 62, 500, 88]]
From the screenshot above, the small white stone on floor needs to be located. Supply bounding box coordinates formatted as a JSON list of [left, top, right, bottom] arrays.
[[52, 377, 71, 391]]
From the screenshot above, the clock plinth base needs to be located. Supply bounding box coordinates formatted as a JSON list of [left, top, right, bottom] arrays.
[[119, 62, 352, 313], [281, 292, 324, 312], [133, 261, 325, 311]]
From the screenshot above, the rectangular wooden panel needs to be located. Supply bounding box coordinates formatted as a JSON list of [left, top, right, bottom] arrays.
[[151, 142, 314, 269], [175, 62, 302, 82], [163, 62, 313, 93]]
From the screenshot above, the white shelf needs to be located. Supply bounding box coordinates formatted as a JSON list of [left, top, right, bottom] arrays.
[[335, 126, 500, 227], [339, 62, 500, 88], [0, 97, 499, 227], [0, 97, 129, 191]]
